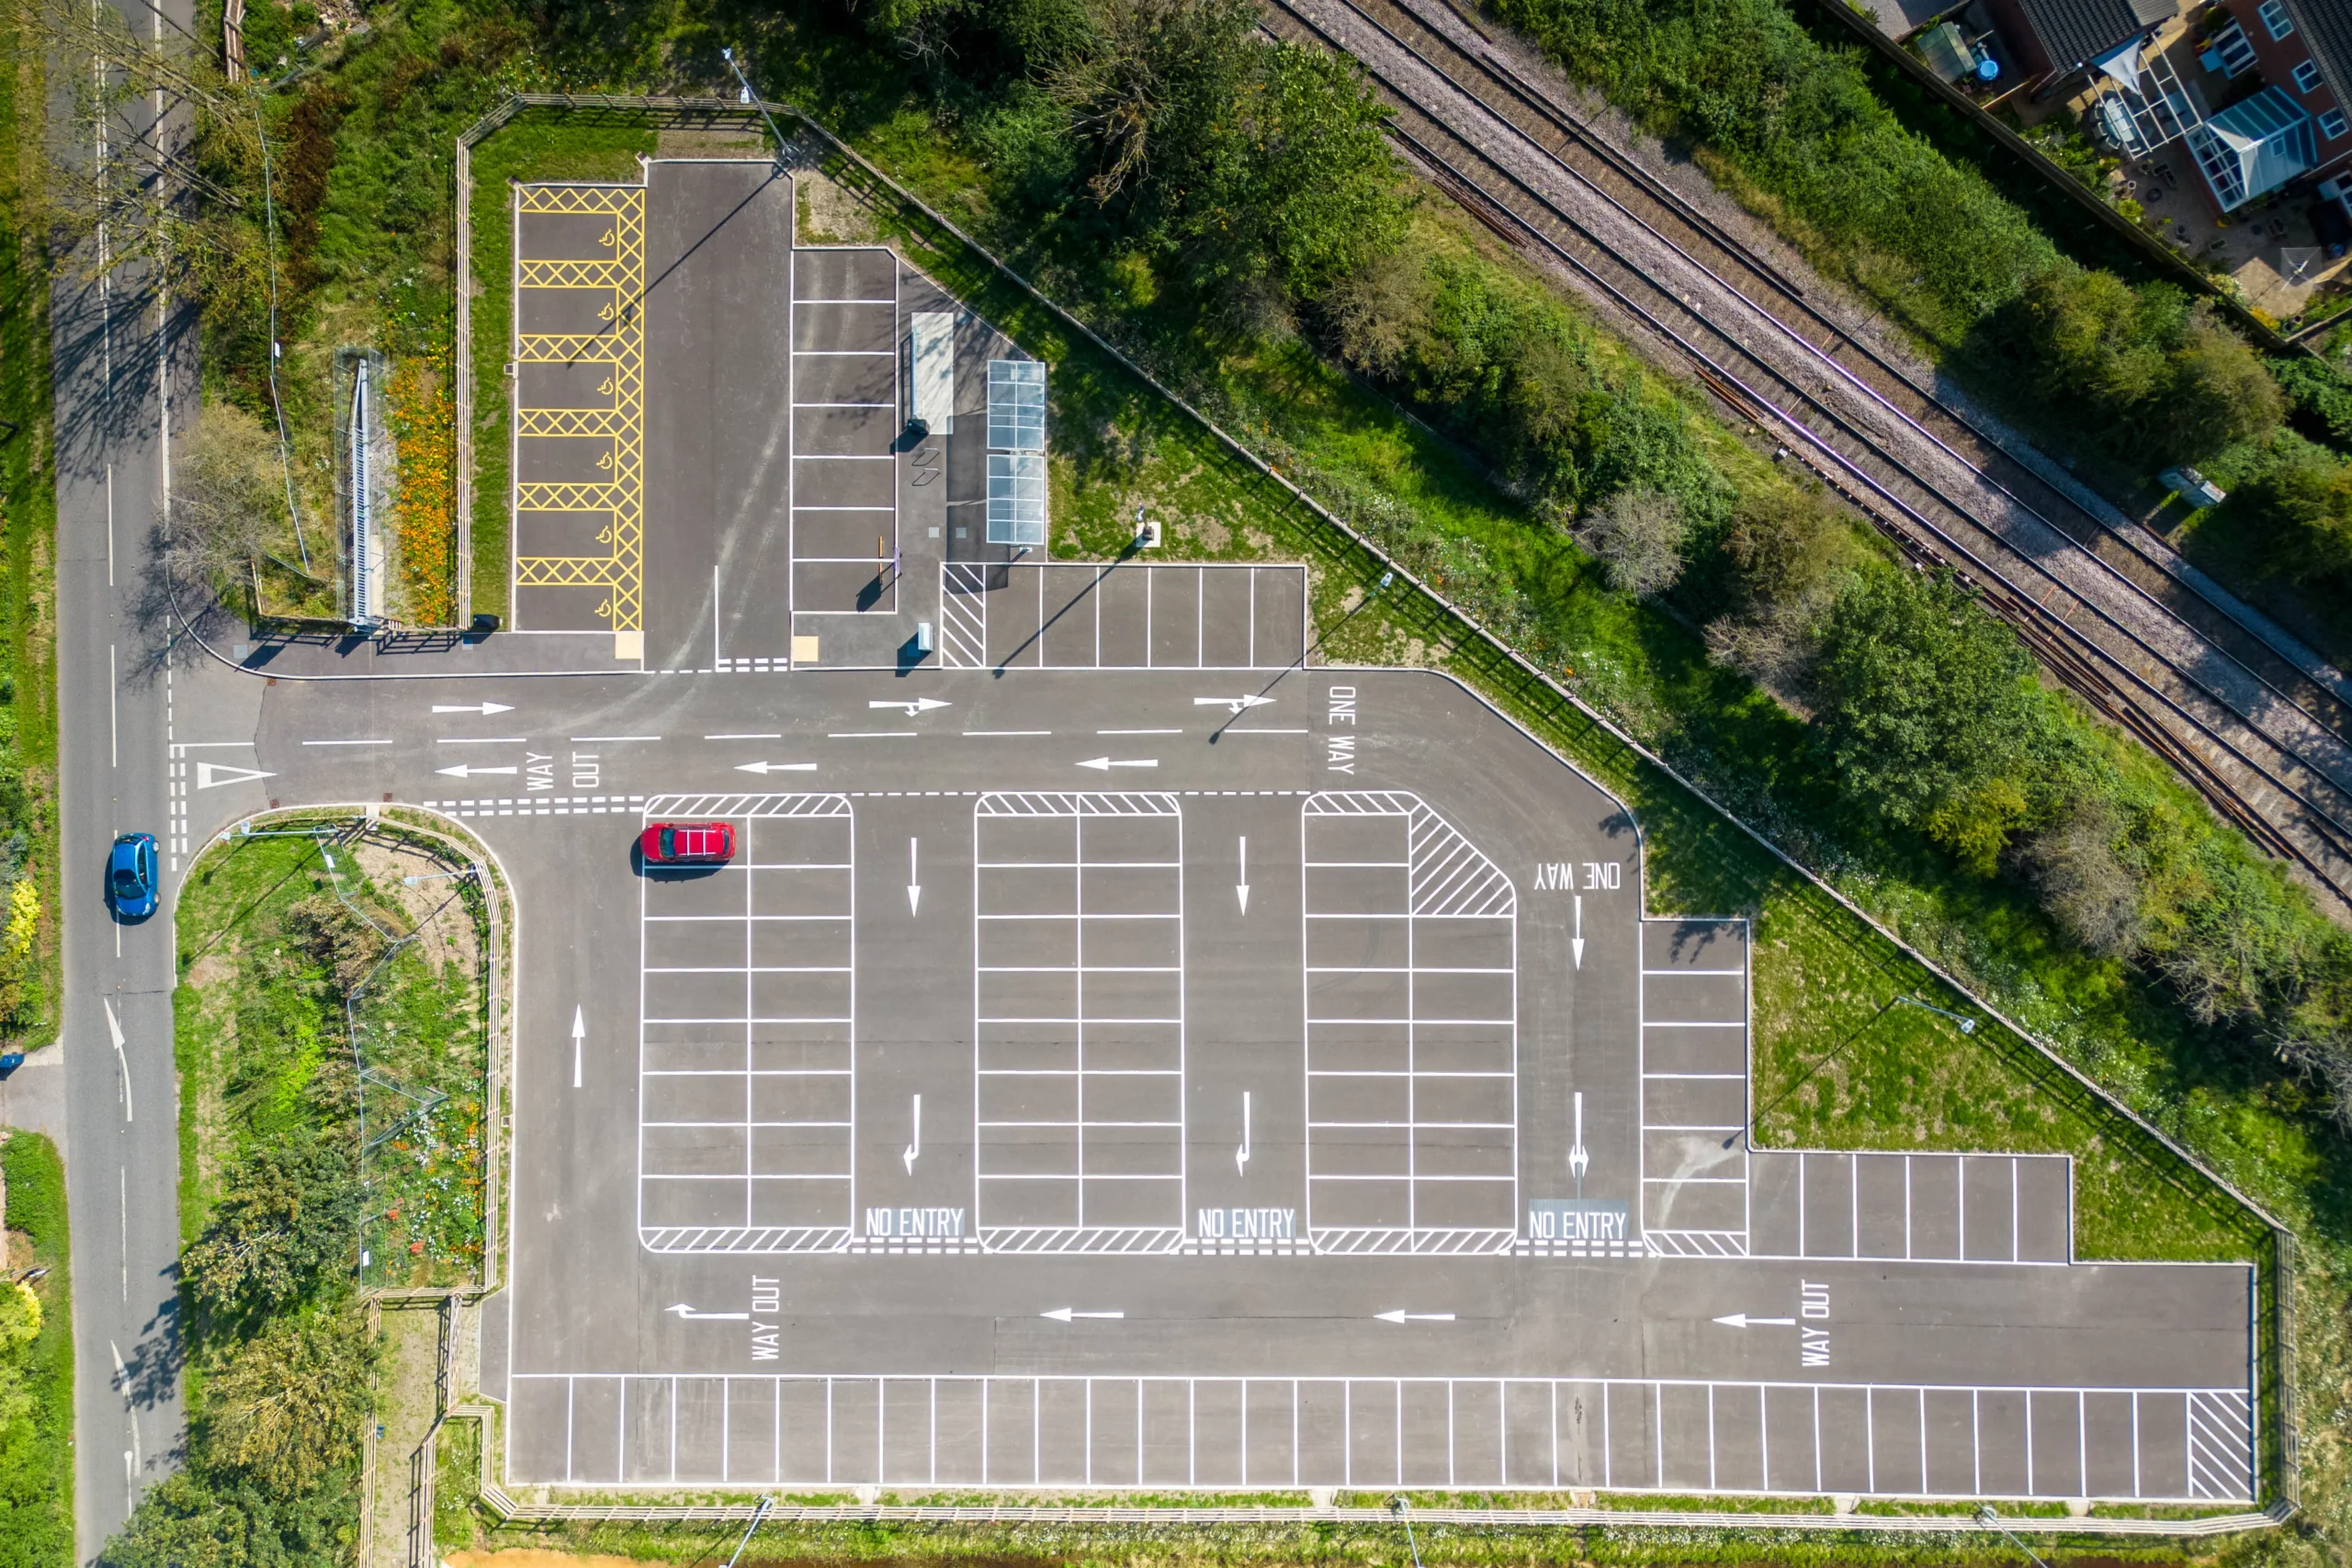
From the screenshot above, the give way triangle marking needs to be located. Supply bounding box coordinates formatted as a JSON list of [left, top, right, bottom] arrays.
[[195, 762, 277, 790]]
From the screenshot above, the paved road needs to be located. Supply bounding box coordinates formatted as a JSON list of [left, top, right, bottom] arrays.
[[45, 0, 246, 1550]]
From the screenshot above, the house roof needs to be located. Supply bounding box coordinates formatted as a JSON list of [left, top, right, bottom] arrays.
[[2012, 0, 2170, 72], [2281, 0, 2352, 105]]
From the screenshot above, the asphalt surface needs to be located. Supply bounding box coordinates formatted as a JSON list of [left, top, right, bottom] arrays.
[[73, 157, 2262, 1525], [48, 0, 229, 1551]]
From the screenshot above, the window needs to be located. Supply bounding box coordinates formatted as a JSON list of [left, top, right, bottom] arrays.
[[2324, 108, 2347, 138], [2211, 18, 2258, 74], [2261, 0, 2294, 40], [2296, 58, 2324, 92]]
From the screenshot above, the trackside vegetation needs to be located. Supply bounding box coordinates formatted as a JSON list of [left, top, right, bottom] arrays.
[[1481, 0, 2352, 672]]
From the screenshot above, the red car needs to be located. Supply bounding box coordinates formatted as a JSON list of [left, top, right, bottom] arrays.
[[639, 821, 735, 865]]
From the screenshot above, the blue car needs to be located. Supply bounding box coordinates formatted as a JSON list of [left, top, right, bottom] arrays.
[[108, 832, 158, 919]]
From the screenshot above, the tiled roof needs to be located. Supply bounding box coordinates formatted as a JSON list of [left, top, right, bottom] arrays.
[[2014, 0, 2165, 71], [2283, 0, 2352, 103]]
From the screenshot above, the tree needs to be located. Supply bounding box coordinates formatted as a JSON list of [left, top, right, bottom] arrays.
[[1577, 487, 1686, 597], [2223, 444, 2352, 589], [163, 402, 289, 599], [203, 1309, 373, 1499], [180, 1132, 359, 1322], [1814, 569, 2042, 835], [2020, 802, 2145, 959], [96, 1472, 252, 1568], [1051, 2, 1405, 306], [2002, 266, 2280, 466]]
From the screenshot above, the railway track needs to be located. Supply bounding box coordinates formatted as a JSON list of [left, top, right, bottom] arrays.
[[1266, 0, 2352, 911]]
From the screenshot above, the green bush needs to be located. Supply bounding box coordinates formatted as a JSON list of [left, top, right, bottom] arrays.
[[1990, 268, 2281, 468], [181, 1132, 363, 1325], [0, 1134, 71, 1568]]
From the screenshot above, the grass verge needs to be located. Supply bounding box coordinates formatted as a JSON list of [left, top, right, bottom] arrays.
[[0, 0, 57, 1052], [1, 1133, 72, 1567]]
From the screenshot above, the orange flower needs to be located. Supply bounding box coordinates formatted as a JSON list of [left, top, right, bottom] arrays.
[[389, 359, 458, 626]]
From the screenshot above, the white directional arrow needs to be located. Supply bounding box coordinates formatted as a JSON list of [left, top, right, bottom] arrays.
[[666, 1303, 752, 1321], [1712, 1314, 1797, 1328], [736, 761, 818, 775], [571, 1007, 585, 1090], [1193, 694, 1274, 714], [1374, 1310, 1457, 1324], [1572, 894, 1585, 970], [104, 998, 131, 1123], [903, 1094, 922, 1173], [433, 702, 514, 716], [908, 839, 922, 915], [1041, 1308, 1125, 1322], [1076, 757, 1158, 771], [194, 761, 277, 790], [869, 696, 952, 716], [1568, 1090, 1589, 1186], [435, 763, 519, 779], [1237, 835, 1250, 913], [1236, 1090, 1252, 1174]]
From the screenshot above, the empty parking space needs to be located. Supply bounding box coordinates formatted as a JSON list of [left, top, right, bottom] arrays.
[[944, 563, 1307, 671], [508, 1372, 2255, 1500], [1640, 920, 1749, 1251], [1303, 792, 1517, 1253], [1749, 1152, 2073, 1263], [792, 249, 899, 618], [974, 793, 1188, 1251]]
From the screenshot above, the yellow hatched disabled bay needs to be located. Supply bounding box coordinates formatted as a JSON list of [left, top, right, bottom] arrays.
[[513, 184, 646, 637]]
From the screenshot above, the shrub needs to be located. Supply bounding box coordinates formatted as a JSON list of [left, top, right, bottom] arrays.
[[1577, 487, 1687, 596], [1814, 570, 2044, 836], [181, 1132, 361, 1323]]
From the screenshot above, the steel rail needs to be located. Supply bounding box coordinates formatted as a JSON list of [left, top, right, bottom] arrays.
[[1267, 1, 2352, 901], [1334, 0, 2352, 737], [1365, 102, 2352, 902]]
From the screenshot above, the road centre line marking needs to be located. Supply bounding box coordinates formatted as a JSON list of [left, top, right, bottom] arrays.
[[304, 738, 393, 746], [437, 736, 529, 745], [1099, 728, 1182, 735], [707, 733, 782, 740], [571, 735, 662, 742], [965, 730, 1052, 737], [1223, 728, 1308, 734], [830, 732, 915, 739]]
